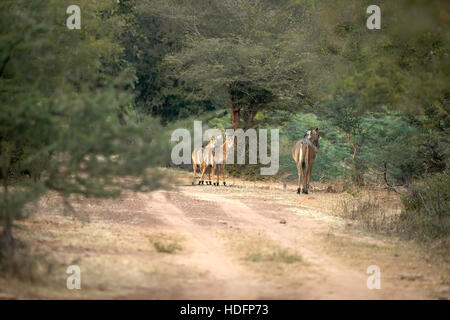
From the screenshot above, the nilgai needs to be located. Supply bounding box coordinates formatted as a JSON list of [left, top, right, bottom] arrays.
[[192, 135, 219, 185], [292, 128, 320, 194], [213, 134, 234, 186]]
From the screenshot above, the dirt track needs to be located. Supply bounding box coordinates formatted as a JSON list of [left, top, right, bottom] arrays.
[[1, 171, 448, 299]]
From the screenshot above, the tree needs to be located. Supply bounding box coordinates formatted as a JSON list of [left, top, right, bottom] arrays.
[[325, 94, 369, 185], [163, 0, 312, 129], [0, 0, 169, 266], [306, 0, 449, 181]]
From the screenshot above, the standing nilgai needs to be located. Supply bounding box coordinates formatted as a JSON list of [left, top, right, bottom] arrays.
[[191, 133, 235, 186], [192, 135, 219, 185], [214, 134, 234, 186], [292, 128, 320, 194]]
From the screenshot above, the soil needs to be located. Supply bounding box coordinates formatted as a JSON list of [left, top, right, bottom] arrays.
[[0, 170, 448, 300]]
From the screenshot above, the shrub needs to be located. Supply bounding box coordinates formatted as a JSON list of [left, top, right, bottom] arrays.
[[245, 249, 302, 264], [153, 241, 182, 254], [400, 171, 450, 240]]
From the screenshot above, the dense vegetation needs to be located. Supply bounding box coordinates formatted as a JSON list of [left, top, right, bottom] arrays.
[[1, 0, 448, 269]]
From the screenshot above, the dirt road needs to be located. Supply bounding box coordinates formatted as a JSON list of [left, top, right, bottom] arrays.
[[1, 171, 448, 299]]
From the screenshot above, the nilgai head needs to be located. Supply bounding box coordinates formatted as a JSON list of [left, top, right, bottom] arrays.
[[306, 128, 320, 149], [225, 134, 235, 148], [206, 135, 219, 148]]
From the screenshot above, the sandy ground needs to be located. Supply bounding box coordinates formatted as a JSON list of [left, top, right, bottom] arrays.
[[0, 170, 448, 300]]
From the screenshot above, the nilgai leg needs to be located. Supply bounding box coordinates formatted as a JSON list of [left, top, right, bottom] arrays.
[[296, 163, 302, 194], [199, 163, 207, 185]]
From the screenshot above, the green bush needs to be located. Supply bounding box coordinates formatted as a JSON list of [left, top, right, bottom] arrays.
[[153, 241, 182, 254]]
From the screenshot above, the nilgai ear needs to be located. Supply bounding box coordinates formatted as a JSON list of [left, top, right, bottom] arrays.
[[315, 128, 319, 132]]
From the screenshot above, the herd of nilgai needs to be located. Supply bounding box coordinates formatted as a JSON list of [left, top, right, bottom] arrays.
[[192, 128, 320, 194]]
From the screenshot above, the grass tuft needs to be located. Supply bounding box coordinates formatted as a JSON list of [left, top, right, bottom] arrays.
[[246, 249, 301, 264], [148, 232, 184, 254], [153, 241, 182, 253]]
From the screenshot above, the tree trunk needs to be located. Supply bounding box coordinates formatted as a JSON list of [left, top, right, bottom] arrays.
[[346, 132, 362, 186], [345, 132, 357, 161], [117, 112, 127, 125], [249, 106, 258, 127], [243, 102, 259, 129], [1, 167, 15, 258], [230, 103, 241, 131]]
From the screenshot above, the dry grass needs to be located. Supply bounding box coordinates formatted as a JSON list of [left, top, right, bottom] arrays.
[[0, 192, 203, 299], [148, 232, 184, 254], [1, 169, 448, 299], [218, 229, 308, 286], [321, 232, 450, 299], [335, 196, 400, 234]]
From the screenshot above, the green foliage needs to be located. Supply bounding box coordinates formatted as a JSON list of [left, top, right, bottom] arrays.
[[309, 0, 449, 113], [304, 0, 449, 184], [278, 112, 430, 184], [0, 0, 170, 262], [246, 249, 302, 264], [153, 241, 182, 254], [280, 113, 349, 181], [1, 0, 448, 262], [137, 0, 448, 187], [115, 0, 227, 123], [160, 0, 313, 127]]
